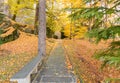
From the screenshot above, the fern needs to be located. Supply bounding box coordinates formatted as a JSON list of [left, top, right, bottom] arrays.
[[105, 78, 120, 83], [93, 41, 120, 69], [69, 7, 105, 21], [87, 25, 120, 43]]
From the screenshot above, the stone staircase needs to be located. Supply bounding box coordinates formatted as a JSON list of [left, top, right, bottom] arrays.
[[33, 41, 77, 83]]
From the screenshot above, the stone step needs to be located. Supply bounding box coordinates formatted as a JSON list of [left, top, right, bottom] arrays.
[[39, 75, 76, 83]]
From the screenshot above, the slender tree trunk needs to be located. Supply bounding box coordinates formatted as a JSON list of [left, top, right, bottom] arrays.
[[12, 14, 17, 21], [12, 0, 20, 21], [88, 1, 92, 42], [38, 0, 46, 56], [104, 0, 108, 28], [100, 0, 104, 28], [70, 3, 72, 39], [51, 0, 54, 38], [34, 3, 39, 34]]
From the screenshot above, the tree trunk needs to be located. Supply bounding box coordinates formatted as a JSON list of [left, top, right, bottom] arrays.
[[12, 0, 20, 21], [38, 0, 46, 56], [70, 3, 72, 39], [12, 14, 17, 21], [34, 3, 39, 34], [104, 0, 108, 28]]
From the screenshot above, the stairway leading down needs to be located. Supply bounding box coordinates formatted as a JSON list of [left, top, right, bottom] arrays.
[[33, 40, 77, 83]]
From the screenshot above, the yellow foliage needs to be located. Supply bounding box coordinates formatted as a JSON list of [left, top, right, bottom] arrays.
[[63, 23, 88, 39], [74, 26, 88, 39], [61, 0, 85, 8], [63, 23, 75, 37]]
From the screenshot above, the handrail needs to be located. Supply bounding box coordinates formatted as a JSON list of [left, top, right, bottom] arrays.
[[10, 55, 43, 83]]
